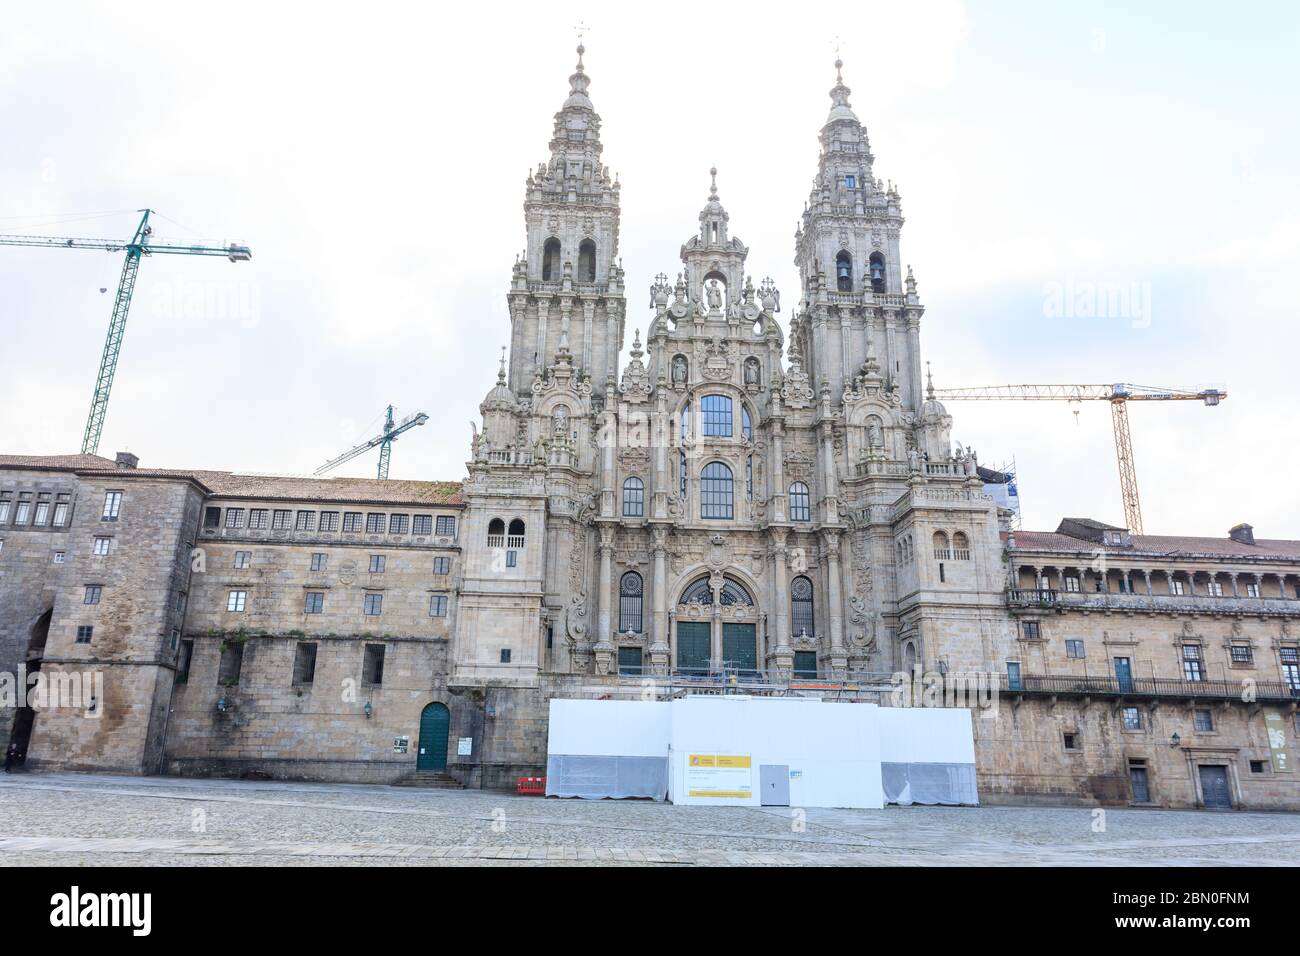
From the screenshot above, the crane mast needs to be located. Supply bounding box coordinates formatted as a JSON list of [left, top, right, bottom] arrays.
[[314, 405, 430, 480]]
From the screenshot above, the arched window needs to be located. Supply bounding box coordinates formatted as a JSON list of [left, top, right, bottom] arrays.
[[680, 576, 753, 606], [578, 239, 596, 282], [542, 238, 561, 281], [869, 252, 886, 292], [836, 251, 853, 292], [701, 394, 732, 437], [952, 531, 970, 559], [622, 477, 644, 517], [741, 405, 752, 441], [618, 571, 643, 633], [932, 531, 950, 560], [507, 519, 526, 548], [487, 517, 505, 546], [789, 481, 811, 522], [791, 575, 815, 639], [700, 462, 734, 519]]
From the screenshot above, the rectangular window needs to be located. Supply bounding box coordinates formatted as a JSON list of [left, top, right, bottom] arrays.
[[319, 511, 339, 532], [51, 501, 69, 527], [176, 639, 194, 684], [506, 550, 518, 568], [430, 594, 448, 617], [1006, 661, 1022, 690], [33, 499, 49, 526], [1062, 732, 1080, 751], [844, 174, 856, 188], [343, 512, 363, 533], [234, 550, 251, 569], [617, 646, 644, 676], [1121, 707, 1142, 730], [1280, 648, 1299, 691], [700, 394, 733, 437], [203, 507, 221, 529], [304, 591, 324, 614], [93, 536, 111, 556], [1194, 709, 1214, 732], [1207, 581, 1224, 597], [248, 508, 269, 530], [102, 491, 122, 521], [53, 551, 65, 564], [388, 514, 409, 534], [1064, 576, 1081, 593], [364, 593, 383, 616], [1229, 645, 1253, 664], [227, 590, 247, 612], [224, 508, 245, 529], [433, 556, 450, 575], [435, 516, 456, 536], [75, 625, 93, 644], [272, 509, 292, 530], [175, 591, 186, 615], [295, 511, 316, 532], [793, 651, 818, 678], [1170, 579, 1186, 596], [1246, 582, 1261, 598], [310, 552, 327, 572], [365, 513, 385, 534], [292, 642, 317, 685], [1250, 760, 1267, 774], [500, 648, 512, 663], [1182, 644, 1204, 682], [1021, 621, 1041, 640], [369, 554, 385, 573], [1065, 639, 1085, 659], [218, 641, 244, 684], [413, 515, 433, 535], [362, 644, 385, 685], [84, 585, 102, 605], [0, 495, 11, 524]]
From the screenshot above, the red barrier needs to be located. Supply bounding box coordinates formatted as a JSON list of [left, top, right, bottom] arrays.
[[516, 776, 546, 795]]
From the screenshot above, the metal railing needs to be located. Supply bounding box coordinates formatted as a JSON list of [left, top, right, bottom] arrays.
[[1007, 587, 1300, 616], [998, 672, 1300, 702]]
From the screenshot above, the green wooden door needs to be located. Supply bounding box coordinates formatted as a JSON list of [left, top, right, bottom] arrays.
[[723, 623, 757, 676], [677, 622, 710, 674], [416, 702, 450, 771]]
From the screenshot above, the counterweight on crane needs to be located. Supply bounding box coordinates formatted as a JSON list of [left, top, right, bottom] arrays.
[[930, 378, 1226, 535], [0, 209, 252, 454]]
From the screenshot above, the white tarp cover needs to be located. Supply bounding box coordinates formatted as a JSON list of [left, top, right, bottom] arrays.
[[877, 706, 978, 806], [545, 700, 671, 799]]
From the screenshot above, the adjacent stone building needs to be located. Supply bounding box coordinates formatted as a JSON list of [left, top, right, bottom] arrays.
[[1, 49, 1296, 808]]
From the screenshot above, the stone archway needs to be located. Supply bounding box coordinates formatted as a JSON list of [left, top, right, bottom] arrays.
[[6, 608, 51, 769], [673, 572, 760, 675]]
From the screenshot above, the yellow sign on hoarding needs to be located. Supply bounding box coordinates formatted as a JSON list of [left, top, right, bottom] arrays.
[[685, 753, 753, 798]]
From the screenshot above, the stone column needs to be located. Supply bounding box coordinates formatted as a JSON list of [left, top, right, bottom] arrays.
[[709, 575, 723, 671], [824, 530, 847, 675], [1143, 570, 1152, 595], [648, 526, 670, 672], [593, 525, 615, 674], [769, 528, 793, 674]]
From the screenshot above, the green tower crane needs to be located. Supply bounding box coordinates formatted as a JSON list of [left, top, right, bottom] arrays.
[[0, 208, 252, 454], [314, 405, 430, 480]]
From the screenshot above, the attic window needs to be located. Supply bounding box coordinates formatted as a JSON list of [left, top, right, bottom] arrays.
[[845, 175, 856, 188]]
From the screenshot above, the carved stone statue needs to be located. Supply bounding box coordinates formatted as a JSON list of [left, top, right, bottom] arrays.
[[671, 354, 688, 384], [706, 279, 723, 311], [867, 419, 884, 451], [552, 405, 569, 435], [744, 357, 760, 385]]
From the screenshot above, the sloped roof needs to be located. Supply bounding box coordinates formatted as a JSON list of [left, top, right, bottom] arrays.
[[0, 454, 463, 507], [1012, 530, 1300, 560]]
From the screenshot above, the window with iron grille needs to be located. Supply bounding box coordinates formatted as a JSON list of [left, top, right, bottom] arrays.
[[292, 643, 317, 685], [1066, 639, 1085, 659], [701, 394, 733, 437], [84, 585, 101, 605], [364, 593, 383, 616], [227, 590, 247, 612], [433, 556, 450, 575], [435, 516, 456, 536], [304, 591, 324, 614], [342, 512, 363, 533], [429, 594, 448, 617], [618, 571, 643, 633], [1121, 707, 1142, 730], [366, 513, 385, 534], [1022, 620, 1041, 640], [363, 644, 385, 684], [412, 515, 432, 535], [1194, 709, 1214, 732], [310, 552, 327, 572], [248, 509, 269, 529], [15, 495, 30, 524], [295, 511, 316, 531], [1182, 644, 1204, 681], [33, 495, 49, 526], [389, 514, 409, 534], [224, 508, 245, 529], [76, 625, 93, 644], [319, 511, 339, 532], [788, 481, 811, 522], [622, 477, 644, 517], [700, 462, 734, 519], [791, 575, 815, 639], [272, 509, 292, 530], [1281, 648, 1299, 690], [1229, 645, 1253, 664]]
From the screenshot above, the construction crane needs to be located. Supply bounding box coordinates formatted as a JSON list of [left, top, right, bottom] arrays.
[[930, 379, 1226, 535], [0, 209, 252, 455], [314, 405, 429, 480]]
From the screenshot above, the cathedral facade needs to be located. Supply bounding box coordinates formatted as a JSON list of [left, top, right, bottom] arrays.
[[2, 48, 1297, 809]]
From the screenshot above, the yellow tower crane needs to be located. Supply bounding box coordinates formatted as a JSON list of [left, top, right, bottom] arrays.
[[929, 378, 1226, 535]]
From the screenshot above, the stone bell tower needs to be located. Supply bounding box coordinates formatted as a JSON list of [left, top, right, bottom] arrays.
[[792, 58, 926, 411], [507, 43, 627, 396]]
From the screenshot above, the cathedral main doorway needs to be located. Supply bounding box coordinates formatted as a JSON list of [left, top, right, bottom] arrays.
[[722, 623, 757, 676], [676, 622, 710, 674]]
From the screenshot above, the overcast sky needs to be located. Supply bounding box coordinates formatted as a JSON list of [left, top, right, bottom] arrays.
[[2, 1, 1296, 537]]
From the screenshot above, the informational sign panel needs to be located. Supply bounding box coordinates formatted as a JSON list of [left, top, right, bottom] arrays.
[[685, 753, 752, 798], [1265, 710, 1292, 773], [457, 737, 473, 756], [393, 736, 409, 754]]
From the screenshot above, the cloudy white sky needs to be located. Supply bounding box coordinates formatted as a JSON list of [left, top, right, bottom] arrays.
[[1, 1, 1296, 537]]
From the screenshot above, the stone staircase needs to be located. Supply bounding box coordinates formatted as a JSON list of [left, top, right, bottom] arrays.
[[396, 771, 463, 790]]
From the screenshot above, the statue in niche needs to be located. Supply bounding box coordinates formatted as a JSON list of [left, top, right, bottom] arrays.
[[867, 419, 884, 452], [552, 405, 569, 436], [706, 279, 724, 312], [671, 354, 688, 385], [744, 357, 761, 386]]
